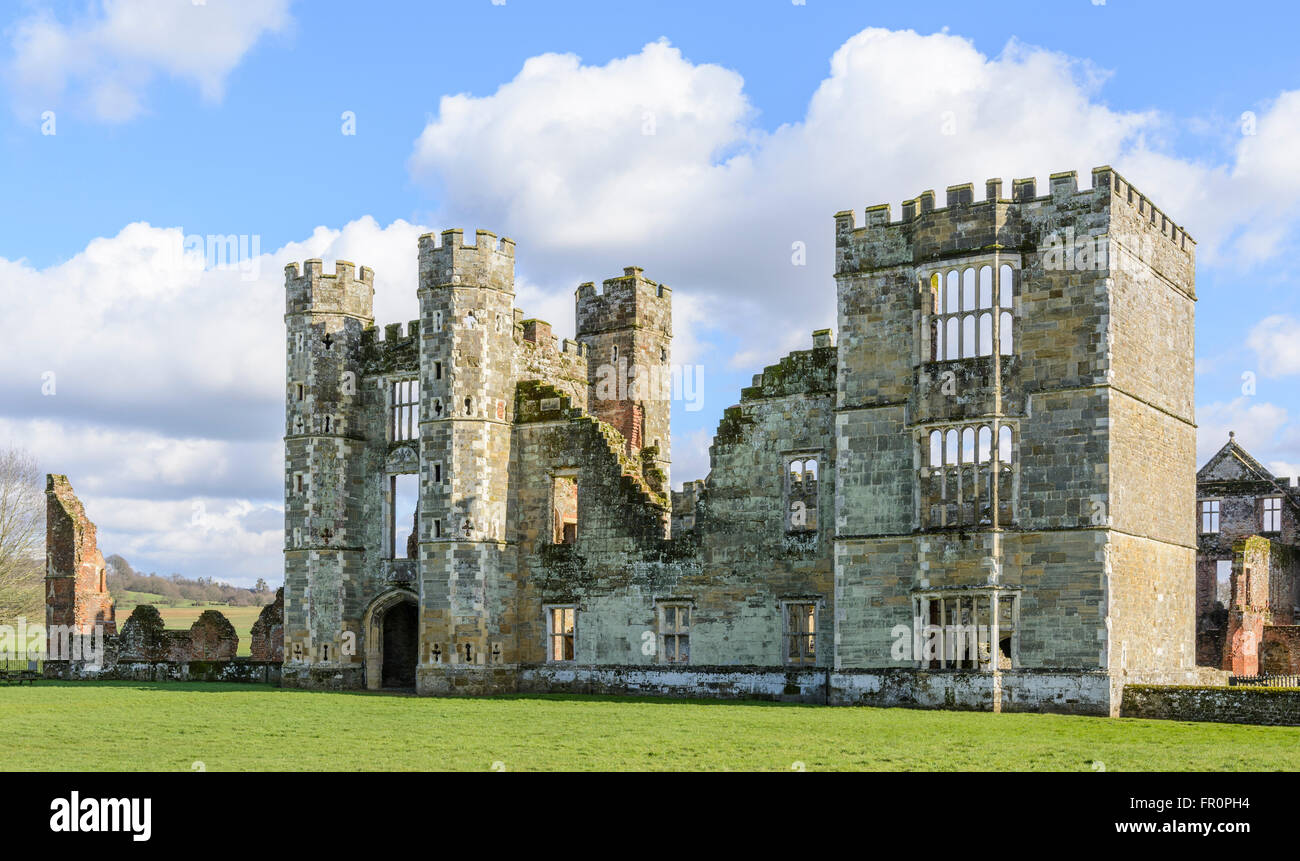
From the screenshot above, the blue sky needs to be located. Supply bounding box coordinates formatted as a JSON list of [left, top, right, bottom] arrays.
[[2, 0, 1298, 586]]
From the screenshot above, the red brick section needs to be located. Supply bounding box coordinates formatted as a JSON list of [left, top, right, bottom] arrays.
[[187, 610, 238, 660], [602, 399, 643, 455], [1262, 626, 1300, 674], [44, 474, 115, 636], [249, 588, 284, 662]]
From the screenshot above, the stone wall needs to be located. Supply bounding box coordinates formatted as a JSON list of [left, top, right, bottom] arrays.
[[249, 588, 284, 662], [1121, 684, 1300, 726], [44, 475, 115, 637]]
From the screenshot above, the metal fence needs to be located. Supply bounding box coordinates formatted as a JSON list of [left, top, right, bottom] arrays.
[[1228, 673, 1300, 688]]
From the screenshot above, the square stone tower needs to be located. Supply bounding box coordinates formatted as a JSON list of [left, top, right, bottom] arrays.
[[831, 167, 1197, 711]]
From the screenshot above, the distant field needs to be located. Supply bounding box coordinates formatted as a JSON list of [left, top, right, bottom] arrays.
[[112, 593, 266, 657], [3, 682, 1300, 771]]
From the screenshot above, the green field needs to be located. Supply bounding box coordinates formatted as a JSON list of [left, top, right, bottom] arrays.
[[112, 593, 265, 656], [3, 682, 1298, 771]]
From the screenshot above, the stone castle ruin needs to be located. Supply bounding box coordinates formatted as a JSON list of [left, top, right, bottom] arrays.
[[273, 166, 1215, 715], [44, 165, 1265, 716]]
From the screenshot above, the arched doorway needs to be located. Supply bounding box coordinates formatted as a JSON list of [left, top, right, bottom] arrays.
[[381, 600, 418, 688], [362, 590, 419, 690]]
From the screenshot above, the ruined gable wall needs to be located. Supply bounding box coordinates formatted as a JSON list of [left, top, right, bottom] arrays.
[[45, 475, 115, 635], [511, 386, 671, 665]]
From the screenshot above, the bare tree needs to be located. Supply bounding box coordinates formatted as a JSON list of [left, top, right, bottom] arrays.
[[0, 447, 44, 622]]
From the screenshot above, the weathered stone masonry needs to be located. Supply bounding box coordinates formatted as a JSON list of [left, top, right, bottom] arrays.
[[281, 167, 1208, 715]]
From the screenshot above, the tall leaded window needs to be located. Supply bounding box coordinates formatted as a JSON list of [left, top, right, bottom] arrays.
[[926, 261, 1016, 361], [391, 379, 419, 441]]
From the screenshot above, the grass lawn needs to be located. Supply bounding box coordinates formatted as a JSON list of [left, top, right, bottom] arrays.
[[111, 594, 265, 657], [2, 682, 1298, 771]]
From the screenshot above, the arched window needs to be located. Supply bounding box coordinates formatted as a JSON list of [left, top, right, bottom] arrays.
[[929, 430, 942, 467], [978, 426, 992, 463], [999, 311, 1014, 355], [926, 260, 1018, 362], [945, 429, 959, 465], [998, 426, 1012, 462], [961, 428, 975, 463]]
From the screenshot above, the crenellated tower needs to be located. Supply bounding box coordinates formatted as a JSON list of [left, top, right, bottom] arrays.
[[283, 259, 374, 672], [416, 229, 518, 680], [575, 267, 673, 487]]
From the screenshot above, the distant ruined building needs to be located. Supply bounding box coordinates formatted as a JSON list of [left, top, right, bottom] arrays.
[[1195, 434, 1300, 676], [281, 166, 1217, 715], [42, 476, 283, 681]]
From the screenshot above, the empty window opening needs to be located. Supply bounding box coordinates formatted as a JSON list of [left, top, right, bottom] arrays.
[[920, 423, 1015, 528], [432, 462, 442, 484], [783, 602, 817, 665], [786, 457, 819, 532], [323, 415, 332, 433], [464, 396, 473, 416], [659, 604, 691, 663], [434, 311, 443, 332], [296, 383, 304, 402], [391, 379, 419, 441], [553, 476, 578, 544], [1200, 500, 1221, 534], [433, 519, 442, 539], [927, 262, 1015, 361], [389, 473, 419, 559], [547, 606, 576, 662], [435, 361, 443, 380], [1262, 497, 1283, 533], [915, 592, 1017, 670], [1215, 560, 1233, 607], [295, 473, 304, 494]]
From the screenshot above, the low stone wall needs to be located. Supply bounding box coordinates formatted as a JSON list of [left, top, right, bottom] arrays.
[[45, 659, 281, 685], [1121, 684, 1300, 726], [519, 665, 826, 702], [513, 665, 1117, 713]]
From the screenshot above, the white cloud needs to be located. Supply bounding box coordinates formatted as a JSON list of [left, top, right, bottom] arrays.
[[0, 216, 432, 585], [406, 31, 1169, 388], [408, 31, 1300, 392], [7, 0, 292, 121], [672, 428, 713, 492], [1245, 315, 1300, 378], [1195, 398, 1289, 466]]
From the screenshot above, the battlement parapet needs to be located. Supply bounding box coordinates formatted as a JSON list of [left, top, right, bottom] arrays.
[[836, 165, 1195, 274], [418, 228, 516, 292], [285, 259, 375, 318], [575, 266, 672, 336], [360, 319, 421, 375]]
